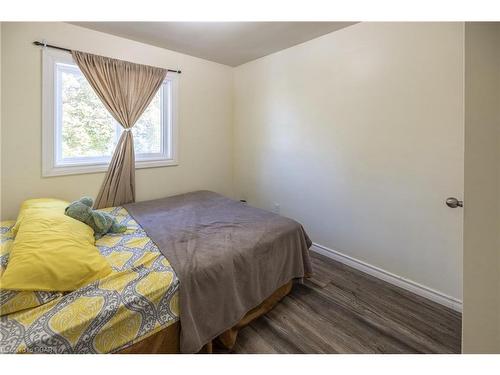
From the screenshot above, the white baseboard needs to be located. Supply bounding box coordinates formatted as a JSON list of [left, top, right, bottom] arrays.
[[310, 243, 463, 312]]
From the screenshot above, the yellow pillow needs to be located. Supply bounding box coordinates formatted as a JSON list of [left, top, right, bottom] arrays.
[[12, 198, 69, 235], [1, 199, 112, 292]]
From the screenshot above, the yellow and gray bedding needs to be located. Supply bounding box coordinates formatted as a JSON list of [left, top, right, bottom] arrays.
[[0, 207, 179, 354]]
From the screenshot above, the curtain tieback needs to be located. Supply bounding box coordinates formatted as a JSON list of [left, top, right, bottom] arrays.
[[123, 128, 132, 132]]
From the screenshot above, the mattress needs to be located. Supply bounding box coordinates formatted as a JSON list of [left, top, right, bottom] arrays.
[[0, 207, 179, 354]]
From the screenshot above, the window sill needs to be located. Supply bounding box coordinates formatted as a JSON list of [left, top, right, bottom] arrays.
[[42, 159, 179, 177]]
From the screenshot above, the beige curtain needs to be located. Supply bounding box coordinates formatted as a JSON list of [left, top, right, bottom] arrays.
[[72, 51, 167, 208]]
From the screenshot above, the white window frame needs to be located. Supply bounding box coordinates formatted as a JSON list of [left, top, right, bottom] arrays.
[[42, 48, 179, 177]]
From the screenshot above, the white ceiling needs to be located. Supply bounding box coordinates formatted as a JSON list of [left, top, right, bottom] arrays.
[[71, 22, 356, 66]]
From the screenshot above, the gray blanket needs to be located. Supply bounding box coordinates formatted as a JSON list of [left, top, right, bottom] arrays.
[[125, 191, 312, 353]]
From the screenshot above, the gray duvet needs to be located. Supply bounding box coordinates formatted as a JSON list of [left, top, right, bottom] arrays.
[[125, 191, 312, 353]]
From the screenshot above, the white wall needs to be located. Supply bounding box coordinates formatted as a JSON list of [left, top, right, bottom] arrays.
[[1, 22, 234, 220], [462, 22, 500, 353], [0, 22, 2, 217], [233, 22, 464, 301]]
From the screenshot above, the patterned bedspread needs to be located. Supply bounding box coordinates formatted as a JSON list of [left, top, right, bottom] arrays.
[[0, 207, 179, 354]]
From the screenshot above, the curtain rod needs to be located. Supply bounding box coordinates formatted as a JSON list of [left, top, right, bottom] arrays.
[[33, 41, 182, 74]]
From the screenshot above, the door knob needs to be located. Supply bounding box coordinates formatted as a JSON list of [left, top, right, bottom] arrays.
[[446, 197, 463, 208]]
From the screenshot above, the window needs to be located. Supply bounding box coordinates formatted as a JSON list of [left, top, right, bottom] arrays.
[[42, 48, 178, 177]]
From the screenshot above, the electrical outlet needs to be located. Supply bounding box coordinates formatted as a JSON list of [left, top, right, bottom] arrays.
[[272, 203, 280, 214]]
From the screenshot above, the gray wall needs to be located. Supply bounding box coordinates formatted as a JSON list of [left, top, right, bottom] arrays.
[[462, 22, 500, 354]]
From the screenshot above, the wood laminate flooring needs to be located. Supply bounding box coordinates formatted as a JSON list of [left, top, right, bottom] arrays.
[[229, 252, 462, 354]]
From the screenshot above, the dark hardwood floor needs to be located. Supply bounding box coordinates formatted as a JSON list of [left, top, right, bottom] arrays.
[[231, 252, 462, 354]]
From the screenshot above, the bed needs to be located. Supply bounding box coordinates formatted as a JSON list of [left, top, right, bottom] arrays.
[[0, 207, 179, 353], [0, 191, 311, 354]]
